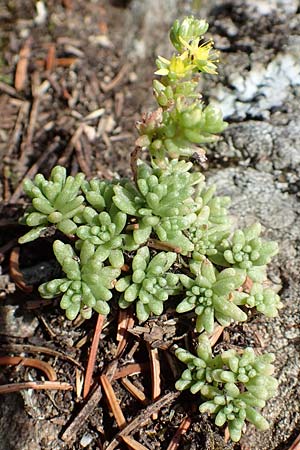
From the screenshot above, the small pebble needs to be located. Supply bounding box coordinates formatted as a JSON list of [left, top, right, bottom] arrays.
[[80, 433, 93, 447]]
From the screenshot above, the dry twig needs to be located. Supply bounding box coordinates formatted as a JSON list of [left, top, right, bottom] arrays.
[[0, 81, 23, 99], [0, 343, 83, 370], [15, 38, 32, 91], [116, 308, 135, 357], [83, 314, 105, 398], [113, 362, 149, 380], [0, 380, 72, 394], [147, 343, 161, 419], [74, 138, 92, 178], [0, 356, 57, 381], [0, 238, 18, 263], [224, 426, 230, 443], [147, 238, 181, 254], [288, 434, 300, 450], [121, 436, 149, 450], [57, 125, 83, 166], [100, 64, 129, 92], [121, 378, 148, 405], [209, 325, 225, 348], [61, 385, 102, 443], [5, 100, 30, 162], [106, 391, 180, 450], [46, 43, 56, 72], [100, 374, 126, 429], [166, 416, 192, 450], [130, 146, 141, 184]]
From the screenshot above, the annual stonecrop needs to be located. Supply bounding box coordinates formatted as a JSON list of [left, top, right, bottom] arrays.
[[175, 334, 278, 442], [177, 259, 247, 333], [115, 246, 179, 321], [19, 166, 85, 243], [18, 16, 281, 442], [38, 240, 120, 320]]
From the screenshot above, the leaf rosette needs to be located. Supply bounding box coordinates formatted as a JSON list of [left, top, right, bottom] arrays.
[[176, 259, 247, 333], [19, 166, 85, 243], [75, 206, 126, 268], [115, 246, 179, 321], [233, 282, 282, 318], [210, 223, 278, 282], [175, 334, 278, 442], [113, 160, 203, 252], [188, 185, 232, 260], [39, 240, 120, 320]]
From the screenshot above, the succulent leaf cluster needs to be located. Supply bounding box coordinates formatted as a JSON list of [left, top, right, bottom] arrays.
[[75, 207, 127, 269], [19, 166, 85, 243], [177, 259, 247, 333], [115, 247, 179, 321], [18, 16, 281, 442], [210, 223, 279, 282], [39, 240, 120, 320], [233, 283, 282, 317], [175, 334, 278, 441], [188, 185, 232, 260], [113, 159, 203, 252]]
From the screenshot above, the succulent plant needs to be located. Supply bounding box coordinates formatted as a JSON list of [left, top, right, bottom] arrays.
[[19, 166, 85, 243], [17, 16, 281, 443], [115, 246, 179, 321], [176, 258, 247, 333], [75, 207, 127, 268], [39, 240, 120, 320], [169, 17, 209, 53], [175, 334, 278, 442], [233, 282, 283, 317], [210, 223, 279, 282], [136, 17, 227, 162], [81, 178, 116, 213], [113, 159, 203, 252], [188, 185, 232, 261]]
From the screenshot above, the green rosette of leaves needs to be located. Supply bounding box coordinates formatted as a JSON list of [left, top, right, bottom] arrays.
[[75, 206, 127, 269], [233, 282, 283, 318], [188, 185, 232, 260], [113, 159, 203, 253], [115, 246, 179, 322], [39, 240, 120, 320], [210, 223, 279, 282], [176, 259, 247, 333], [19, 166, 85, 243], [175, 334, 278, 442]]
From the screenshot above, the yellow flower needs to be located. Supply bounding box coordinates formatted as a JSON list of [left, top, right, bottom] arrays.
[[155, 55, 195, 80], [179, 37, 219, 74]]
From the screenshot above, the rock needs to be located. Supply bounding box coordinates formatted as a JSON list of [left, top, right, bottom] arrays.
[[0, 304, 38, 338]]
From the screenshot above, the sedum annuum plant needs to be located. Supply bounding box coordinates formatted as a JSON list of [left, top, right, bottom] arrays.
[[175, 334, 278, 442], [18, 16, 281, 442]]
